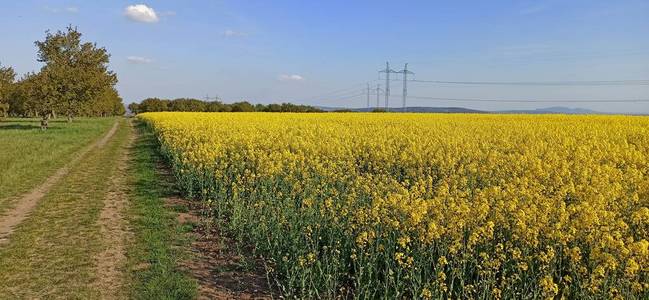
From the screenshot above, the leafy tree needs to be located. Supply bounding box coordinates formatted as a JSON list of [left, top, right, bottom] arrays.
[[0, 64, 16, 98], [169, 98, 207, 112], [139, 98, 170, 112], [22, 72, 58, 129], [83, 87, 125, 117], [130, 97, 322, 113], [205, 101, 225, 112], [0, 64, 16, 117], [230, 101, 255, 112], [110, 94, 126, 116], [219, 103, 233, 112], [265, 103, 282, 112], [254, 103, 266, 112], [6, 74, 33, 117], [34, 26, 117, 122], [127, 102, 140, 115]]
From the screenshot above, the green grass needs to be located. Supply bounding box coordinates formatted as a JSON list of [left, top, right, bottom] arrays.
[[0, 118, 129, 298], [0, 117, 116, 209], [0, 118, 197, 298], [126, 121, 197, 299]]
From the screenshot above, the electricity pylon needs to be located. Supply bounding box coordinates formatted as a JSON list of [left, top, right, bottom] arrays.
[[397, 63, 414, 112], [379, 62, 398, 111]]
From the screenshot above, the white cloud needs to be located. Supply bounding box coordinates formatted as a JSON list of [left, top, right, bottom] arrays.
[[127, 56, 153, 64], [278, 74, 304, 81], [124, 4, 159, 23], [222, 29, 249, 38]]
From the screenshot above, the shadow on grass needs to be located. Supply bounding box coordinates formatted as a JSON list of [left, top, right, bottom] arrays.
[[1, 118, 69, 123], [0, 124, 41, 130], [0, 124, 63, 130]]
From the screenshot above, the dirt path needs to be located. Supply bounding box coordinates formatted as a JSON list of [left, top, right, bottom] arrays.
[[167, 196, 272, 299], [0, 120, 120, 246], [93, 120, 134, 299], [154, 161, 272, 299]]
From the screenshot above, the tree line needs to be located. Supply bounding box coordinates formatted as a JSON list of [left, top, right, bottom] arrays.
[[128, 98, 323, 114], [0, 26, 125, 129]]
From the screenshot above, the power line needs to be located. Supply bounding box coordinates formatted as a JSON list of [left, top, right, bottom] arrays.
[[204, 94, 220, 101], [365, 84, 384, 108], [306, 88, 368, 103], [406, 95, 649, 103], [327, 92, 365, 100], [300, 62, 649, 108], [376, 84, 382, 108], [366, 83, 370, 108], [302, 81, 378, 102], [406, 79, 649, 86]]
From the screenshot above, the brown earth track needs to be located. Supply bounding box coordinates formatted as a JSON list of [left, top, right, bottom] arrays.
[[156, 163, 272, 299], [0, 120, 120, 246], [93, 120, 134, 299], [171, 196, 272, 300]]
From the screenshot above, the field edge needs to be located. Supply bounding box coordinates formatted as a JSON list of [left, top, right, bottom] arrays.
[[125, 119, 197, 299]]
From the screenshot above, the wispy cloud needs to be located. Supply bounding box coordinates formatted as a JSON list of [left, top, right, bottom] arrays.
[[278, 74, 304, 81], [519, 4, 548, 15], [127, 56, 154, 64], [124, 4, 159, 23], [44, 6, 79, 14], [160, 11, 176, 17], [222, 29, 249, 38], [500, 44, 555, 57]]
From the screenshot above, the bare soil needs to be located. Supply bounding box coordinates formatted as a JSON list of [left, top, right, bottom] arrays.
[[175, 197, 272, 300], [157, 164, 273, 299], [93, 120, 134, 299]]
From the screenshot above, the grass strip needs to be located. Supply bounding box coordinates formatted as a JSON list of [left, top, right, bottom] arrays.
[[126, 120, 197, 299]]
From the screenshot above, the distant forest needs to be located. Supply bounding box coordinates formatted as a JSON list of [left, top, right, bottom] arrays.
[[129, 98, 323, 114]]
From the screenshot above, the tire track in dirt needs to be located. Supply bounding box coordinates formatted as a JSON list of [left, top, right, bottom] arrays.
[[93, 120, 133, 299], [0, 120, 120, 246]]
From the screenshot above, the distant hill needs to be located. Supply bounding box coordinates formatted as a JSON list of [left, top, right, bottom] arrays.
[[316, 106, 607, 114], [498, 106, 600, 114], [316, 106, 485, 113]]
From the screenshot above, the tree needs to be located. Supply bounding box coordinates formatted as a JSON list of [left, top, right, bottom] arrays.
[[139, 98, 169, 112], [0, 64, 16, 117], [230, 101, 255, 112], [127, 102, 140, 115], [83, 87, 125, 117], [21, 72, 58, 129], [6, 74, 33, 117], [34, 26, 117, 122], [205, 101, 224, 112], [130, 97, 322, 113], [169, 98, 207, 112]]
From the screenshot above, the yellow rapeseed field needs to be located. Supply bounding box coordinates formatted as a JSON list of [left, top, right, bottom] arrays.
[[139, 112, 649, 299]]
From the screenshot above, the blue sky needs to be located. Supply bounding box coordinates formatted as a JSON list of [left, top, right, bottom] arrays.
[[1, 0, 648, 113]]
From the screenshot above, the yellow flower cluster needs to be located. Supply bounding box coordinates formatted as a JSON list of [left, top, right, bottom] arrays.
[[139, 112, 649, 299]]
